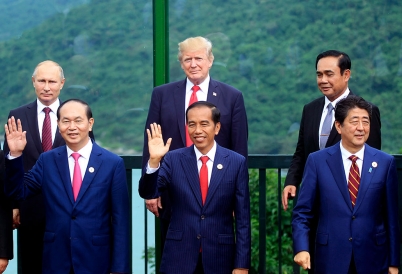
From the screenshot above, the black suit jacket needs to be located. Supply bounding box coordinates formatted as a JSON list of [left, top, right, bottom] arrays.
[[284, 92, 381, 188], [0, 150, 13, 259], [3, 100, 94, 224]]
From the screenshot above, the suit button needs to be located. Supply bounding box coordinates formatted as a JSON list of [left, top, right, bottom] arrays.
[[201, 215, 205, 220], [352, 216, 356, 220], [197, 234, 201, 239], [72, 216, 76, 220], [349, 237, 352, 241]]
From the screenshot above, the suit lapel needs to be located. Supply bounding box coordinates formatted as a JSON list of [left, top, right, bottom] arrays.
[[312, 97, 325, 149], [26, 101, 43, 154], [55, 147, 75, 205], [206, 79, 220, 107], [74, 142, 103, 205], [203, 145, 228, 208], [174, 80, 187, 146], [353, 145, 377, 212], [327, 145, 353, 211], [180, 147, 203, 207]]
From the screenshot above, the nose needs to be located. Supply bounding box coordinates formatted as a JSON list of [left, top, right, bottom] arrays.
[[356, 121, 364, 130], [190, 58, 197, 67], [44, 81, 50, 91]]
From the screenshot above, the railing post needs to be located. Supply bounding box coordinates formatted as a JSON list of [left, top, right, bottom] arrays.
[[152, 0, 169, 272], [258, 168, 267, 274]]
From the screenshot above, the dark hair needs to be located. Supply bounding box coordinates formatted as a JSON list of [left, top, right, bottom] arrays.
[[186, 101, 220, 125], [316, 50, 351, 75], [335, 95, 372, 125], [57, 99, 93, 120]]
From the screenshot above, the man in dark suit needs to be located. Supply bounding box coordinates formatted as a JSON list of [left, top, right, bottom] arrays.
[[139, 101, 250, 274], [0, 150, 13, 274], [282, 50, 381, 211], [4, 99, 129, 274], [142, 36, 248, 246], [292, 96, 399, 273], [3, 60, 94, 273]]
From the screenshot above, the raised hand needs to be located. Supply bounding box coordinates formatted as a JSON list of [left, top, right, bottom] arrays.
[[147, 123, 172, 168], [4, 116, 27, 157]]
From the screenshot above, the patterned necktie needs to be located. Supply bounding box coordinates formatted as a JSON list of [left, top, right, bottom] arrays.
[[348, 155, 360, 207], [42, 107, 52, 152], [200, 156, 209, 205], [72, 153, 82, 201], [185, 85, 200, 146], [319, 103, 334, 150]]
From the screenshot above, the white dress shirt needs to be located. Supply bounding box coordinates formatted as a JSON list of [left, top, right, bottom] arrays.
[[66, 138, 93, 184], [339, 142, 364, 184], [184, 76, 210, 122]]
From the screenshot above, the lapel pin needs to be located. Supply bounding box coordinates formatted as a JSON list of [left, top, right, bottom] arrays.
[[213, 92, 217, 96], [217, 164, 223, 170], [369, 167, 372, 173], [372, 162, 377, 168], [89, 167, 95, 173]]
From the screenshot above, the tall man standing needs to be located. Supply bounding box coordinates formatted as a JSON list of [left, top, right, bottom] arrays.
[[282, 50, 381, 210], [3, 60, 94, 273], [139, 102, 250, 274], [142, 36, 248, 246], [292, 96, 399, 273], [4, 99, 129, 274]]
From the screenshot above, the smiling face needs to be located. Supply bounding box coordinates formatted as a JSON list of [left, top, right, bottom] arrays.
[[180, 48, 213, 85], [335, 107, 370, 153], [32, 61, 65, 106], [187, 105, 220, 154], [316, 56, 350, 102], [57, 101, 94, 152]]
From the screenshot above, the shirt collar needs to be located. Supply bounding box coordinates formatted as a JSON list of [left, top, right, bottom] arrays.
[[66, 138, 93, 160], [194, 141, 216, 162], [37, 98, 60, 115], [186, 75, 210, 93], [339, 141, 365, 161], [324, 87, 350, 109]]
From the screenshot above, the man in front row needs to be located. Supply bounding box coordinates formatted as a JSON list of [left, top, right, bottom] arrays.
[[4, 99, 129, 274], [292, 96, 399, 273], [139, 101, 251, 274]]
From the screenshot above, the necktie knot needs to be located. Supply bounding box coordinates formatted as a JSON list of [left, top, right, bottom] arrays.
[[349, 155, 358, 163], [72, 152, 80, 161], [200, 156, 209, 164], [43, 107, 51, 114], [192, 85, 200, 92], [327, 103, 334, 112]]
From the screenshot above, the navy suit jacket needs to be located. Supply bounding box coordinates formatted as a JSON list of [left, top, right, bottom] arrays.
[[5, 142, 130, 274], [292, 143, 399, 273], [139, 145, 251, 274], [284, 92, 381, 188], [142, 77, 248, 165]]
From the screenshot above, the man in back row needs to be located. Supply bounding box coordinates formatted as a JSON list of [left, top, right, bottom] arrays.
[[142, 36, 248, 249]]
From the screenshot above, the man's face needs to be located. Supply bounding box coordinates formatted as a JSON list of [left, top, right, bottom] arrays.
[[180, 49, 213, 85], [57, 101, 94, 152], [316, 56, 350, 102], [335, 107, 370, 153], [32, 62, 65, 106], [187, 106, 220, 154]]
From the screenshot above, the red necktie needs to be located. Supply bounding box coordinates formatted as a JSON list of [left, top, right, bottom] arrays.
[[348, 155, 360, 207], [185, 86, 200, 146], [200, 156, 209, 205], [42, 107, 52, 152], [72, 153, 82, 201]]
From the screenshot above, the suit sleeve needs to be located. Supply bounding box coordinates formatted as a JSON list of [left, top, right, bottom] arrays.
[[291, 154, 318, 254], [110, 157, 130, 273], [141, 88, 161, 173], [0, 150, 13, 259], [230, 92, 248, 158], [234, 158, 251, 268], [284, 105, 307, 188], [366, 104, 381, 150], [385, 157, 399, 266]]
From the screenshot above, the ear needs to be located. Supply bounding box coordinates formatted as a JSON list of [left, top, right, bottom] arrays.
[[214, 122, 221, 135], [335, 120, 342, 135]]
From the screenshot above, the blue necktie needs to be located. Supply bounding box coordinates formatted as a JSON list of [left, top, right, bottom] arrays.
[[319, 103, 334, 150]]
